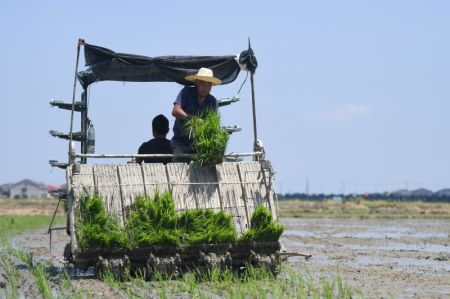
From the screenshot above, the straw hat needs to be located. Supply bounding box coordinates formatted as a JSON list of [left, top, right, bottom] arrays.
[[185, 67, 222, 85]]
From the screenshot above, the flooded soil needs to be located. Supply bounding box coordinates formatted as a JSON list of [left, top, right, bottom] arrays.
[[280, 217, 450, 298], [2, 217, 449, 298]]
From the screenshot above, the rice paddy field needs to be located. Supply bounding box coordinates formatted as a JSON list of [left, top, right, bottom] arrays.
[[1, 198, 449, 298], [277, 199, 450, 219]]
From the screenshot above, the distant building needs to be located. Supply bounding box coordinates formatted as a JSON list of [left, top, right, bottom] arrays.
[[0, 184, 10, 198], [9, 179, 49, 199]]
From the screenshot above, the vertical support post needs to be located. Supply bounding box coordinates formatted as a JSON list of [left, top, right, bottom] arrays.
[[140, 164, 148, 196], [250, 73, 258, 152], [68, 192, 77, 254], [248, 38, 258, 161], [81, 89, 88, 164], [69, 38, 84, 165], [49, 230, 52, 252], [250, 72, 258, 160], [117, 166, 126, 226], [48, 197, 62, 233], [164, 164, 173, 194], [215, 165, 224, 211]]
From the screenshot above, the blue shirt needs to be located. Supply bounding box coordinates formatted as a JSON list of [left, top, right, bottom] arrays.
[[172, 86, 218, 140]]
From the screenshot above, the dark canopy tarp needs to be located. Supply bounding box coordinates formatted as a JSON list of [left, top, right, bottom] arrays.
[[77, 43, 257, 89]]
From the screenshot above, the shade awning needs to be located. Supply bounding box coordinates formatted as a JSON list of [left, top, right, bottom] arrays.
[[77, 43, 257, 89]]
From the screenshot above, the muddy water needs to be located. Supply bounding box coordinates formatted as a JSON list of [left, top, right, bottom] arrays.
[[10, 229, 70, 267], [280, 218, 450, 298], [5, 218, 450, 298]]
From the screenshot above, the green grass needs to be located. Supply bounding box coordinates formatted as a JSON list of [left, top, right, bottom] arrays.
[[97, 263, 361, 298], [0, 216, 63, 298], [31, 262, 52, 299], [57, 270, 97, 299], [10, 248, 32, 266], [9, 249, 53, 299], [187, 109, 229, 166], [0, 252, 20, 299], [0, 215, 64, 244]]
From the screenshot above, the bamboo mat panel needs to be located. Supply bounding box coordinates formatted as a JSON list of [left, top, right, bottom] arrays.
[[188, 165, 221, 210], [117, 164, 146, 209], [93, 164, 124, 224], [238, 162, 270, 219], [67, 164, 95, 205], [166, 163, 196, 211], [216, 162, 248, 235], [141, 163, 169, 196]]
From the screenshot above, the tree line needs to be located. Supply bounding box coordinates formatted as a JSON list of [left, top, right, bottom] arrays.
[[277, 193, 450, 203]]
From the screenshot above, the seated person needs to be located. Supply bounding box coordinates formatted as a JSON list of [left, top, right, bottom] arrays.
[[136, 114, 173, 164]]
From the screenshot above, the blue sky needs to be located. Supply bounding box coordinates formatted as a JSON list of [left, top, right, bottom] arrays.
[[0, 1, 449, 194]]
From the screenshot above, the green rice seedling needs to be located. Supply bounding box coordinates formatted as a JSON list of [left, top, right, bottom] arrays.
[[186, 109, 229, 166], [0, 252, 20, 299], [126, 192, 182, 246], [239, 205, 284, 242], [100, 268, 122, 288], [336, 275, 354, 299], [11, 249, 53, 299], [31, 262, 52, 299], [321, 277, 335, 299], [60, 270, 73, 292], [10, 248, 33, 267], [241, 263, 276, 282], [76, 195, 127, 249], [178, 272, 199, 297], [178, 209, 236, 245]]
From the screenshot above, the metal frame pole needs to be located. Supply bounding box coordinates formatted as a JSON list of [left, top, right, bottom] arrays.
[[68, 38, 85, 164], [250, 71, 258, 152], [81, 89, 88, 164], [248, 39, 258, 160]]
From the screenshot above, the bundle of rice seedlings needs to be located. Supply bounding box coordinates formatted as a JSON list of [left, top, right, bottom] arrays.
[[239, 205, 284, 242], [178, 209, 237, 245], [76, 195, 127, 248], [126, 191, 182, 246], [187, 109, 229, 166]]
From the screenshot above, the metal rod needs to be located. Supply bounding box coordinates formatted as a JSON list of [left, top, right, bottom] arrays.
[[72, 152, 263, 159], [67, 181, 257, 188], [48, 197, 62, 233], [68, 38, 84, 163], [48, 226, 67, 231], [248, 38, 258, 160], [279, 252, 312, 259], [116, 167, 126, 225], [81, 89, 88, 164]]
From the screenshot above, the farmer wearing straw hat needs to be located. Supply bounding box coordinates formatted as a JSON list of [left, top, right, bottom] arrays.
[[171, 67, 222, 161]]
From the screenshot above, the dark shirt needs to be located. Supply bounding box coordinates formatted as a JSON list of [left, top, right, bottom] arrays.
[[136, 138, 172, 164], [172, 86, 218, 142]]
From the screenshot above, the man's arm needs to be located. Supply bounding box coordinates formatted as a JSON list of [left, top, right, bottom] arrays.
[[172, 104, 189, 119], [172, 87, 190, 120]]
